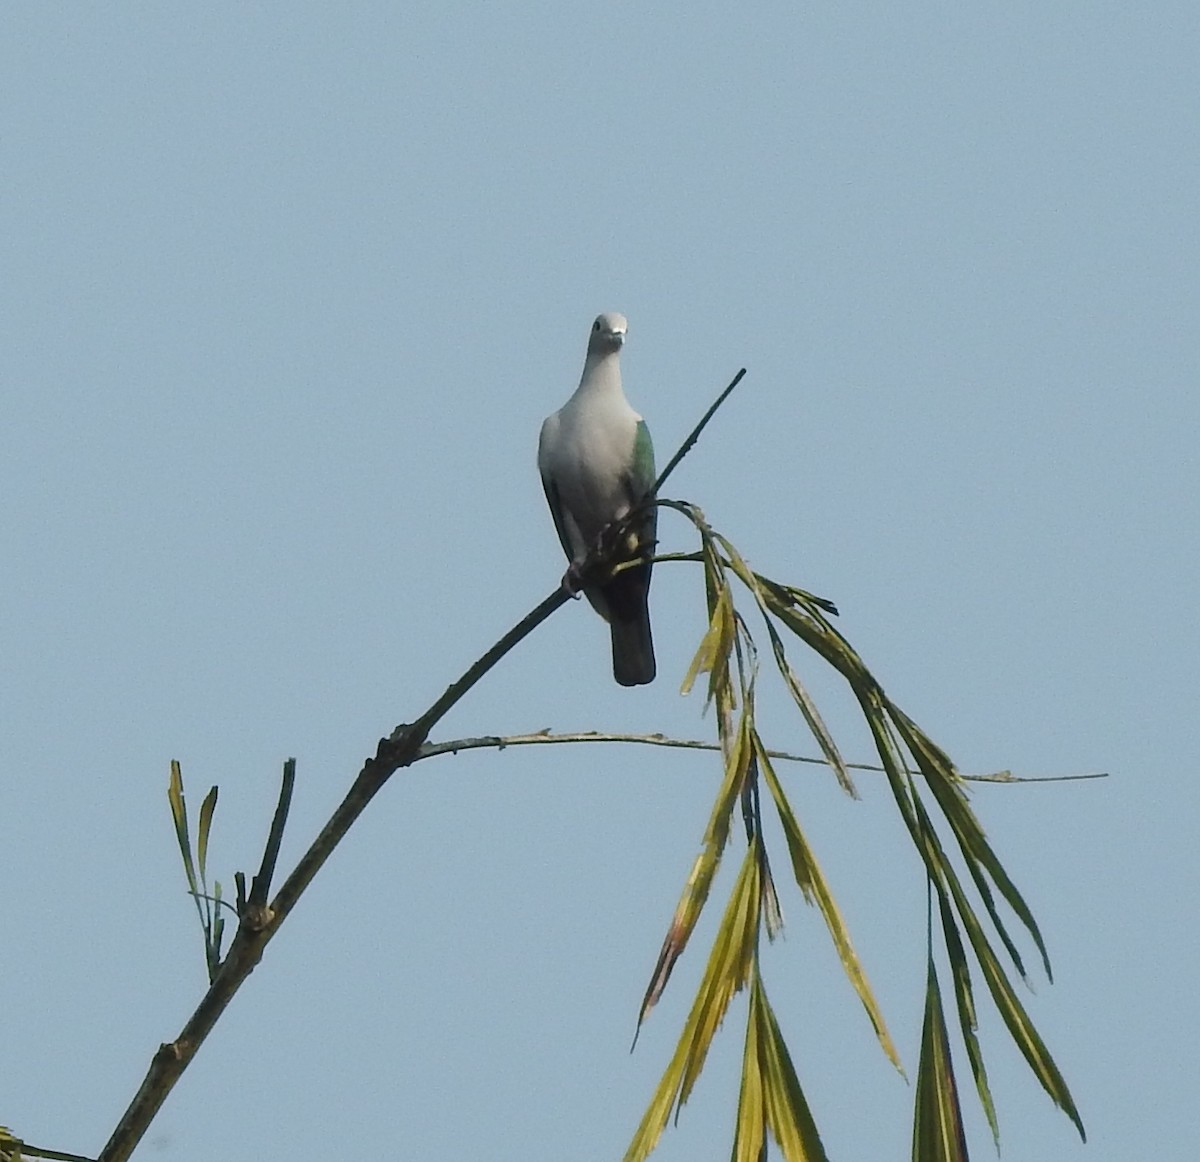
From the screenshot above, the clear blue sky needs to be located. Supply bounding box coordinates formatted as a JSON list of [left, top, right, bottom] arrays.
[[2, 4, 1195, 1160]]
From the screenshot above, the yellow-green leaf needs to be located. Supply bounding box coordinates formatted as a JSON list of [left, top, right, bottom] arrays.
[[762, 616, 856, 797], [637, 708, 754, 1026], [913, 953, 969, 1162], [892, 707, 1051, 980], [0, 1126, 20, 1162], [168, 759, 198, 899], [677, 847, 761, 1107], [626, 847, 761, 1162], [680, 595, 724, 697], [197, 784, 219, 885], [752, 972, 830, 1162], [757, 734, 903, 1073], [732, 976, 767, 1162]]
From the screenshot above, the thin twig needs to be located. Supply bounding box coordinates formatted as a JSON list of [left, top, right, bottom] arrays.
[[651, 368, 747, 496], [186, 890, 239, 918], [16, 1143, 96, 1162], [415, 731, 1109, 784], [248, 758, 296, 908]]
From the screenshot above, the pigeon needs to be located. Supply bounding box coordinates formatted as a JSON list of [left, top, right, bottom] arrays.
[[538, 312, 657, 686]]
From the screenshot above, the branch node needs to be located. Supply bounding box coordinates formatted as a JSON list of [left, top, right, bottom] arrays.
[[239, 903, 274, 934]]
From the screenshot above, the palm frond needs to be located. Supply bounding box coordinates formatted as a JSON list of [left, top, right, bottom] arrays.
[[628, 507, 1084, 1159]]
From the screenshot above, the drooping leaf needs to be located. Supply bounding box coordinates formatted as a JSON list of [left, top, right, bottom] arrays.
[[637, 708, 754, 1028], [752, 571, 839, 620], [911, 796, 1085, 1141], [626, 846, 761, 1162], [762, 616, 856, 797], [642, 511, 1083, 1158], [680, 517, 737, 710], [680, 581, 733, 702], [784, 623, 1074, 1146], [913, 951, 970, 1162], [756, 838, 785, 942], [765, 594, 871, 682], [757, 733, 903, 1073], [676, 847, 761, 1108], [860, 691, 1032, 1005], [894, 718, 1030, 981], [704, 548, 854, 797], [891, 706, 1051, 981], [944, 864, 1086, 1141], [732, 998, 767, 1162], [935, 882, 999, 1147], [752, 972, 830, 1162]]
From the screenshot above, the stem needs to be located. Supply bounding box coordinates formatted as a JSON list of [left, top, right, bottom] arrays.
[[414, 731, 1107, 783], [97, 586, 569, 1162], [651, 368, 747, 496]]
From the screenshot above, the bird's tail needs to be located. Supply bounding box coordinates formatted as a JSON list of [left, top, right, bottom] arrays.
[[611, 614, 656, 687]]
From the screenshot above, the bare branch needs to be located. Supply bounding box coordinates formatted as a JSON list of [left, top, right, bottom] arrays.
[[651, 368, 747, 496], [14, 1141, 96, 1162], [415, 731, 1108, 784]]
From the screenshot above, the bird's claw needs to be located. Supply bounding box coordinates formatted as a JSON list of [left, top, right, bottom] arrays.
[[562, 561, 585, 598]]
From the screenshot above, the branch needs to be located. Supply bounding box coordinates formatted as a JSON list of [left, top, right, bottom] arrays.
[[651, 368, 747, 496], [13, 1142, 95, 1162], [415, 731, 1108, 784], [100, 369, 755, 1161], [98, 585, 569, 1162]]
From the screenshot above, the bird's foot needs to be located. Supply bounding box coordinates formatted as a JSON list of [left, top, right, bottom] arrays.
[[562, 561, 586, 598]]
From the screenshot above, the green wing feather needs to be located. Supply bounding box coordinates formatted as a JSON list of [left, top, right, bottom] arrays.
[[633, 420, 655, 494], [625, 420, 657, 553]]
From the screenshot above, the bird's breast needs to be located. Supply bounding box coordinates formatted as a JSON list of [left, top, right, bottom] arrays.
[[551, 403, 639, 538]]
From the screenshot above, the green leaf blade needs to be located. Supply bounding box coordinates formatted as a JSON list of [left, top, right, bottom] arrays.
[[913, 953, 970, 1162], [936, 889, 1000, 1148], [168, 759, 198, 899], [197, 785, 219, 887]]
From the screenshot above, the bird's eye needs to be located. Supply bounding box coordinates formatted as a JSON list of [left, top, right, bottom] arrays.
[[593, 320, 601, 331]]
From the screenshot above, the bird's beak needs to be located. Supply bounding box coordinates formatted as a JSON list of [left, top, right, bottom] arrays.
[[611, 331, 626, 346]]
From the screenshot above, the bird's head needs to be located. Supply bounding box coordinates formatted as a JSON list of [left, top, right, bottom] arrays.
[[588, 312, 628, 356]]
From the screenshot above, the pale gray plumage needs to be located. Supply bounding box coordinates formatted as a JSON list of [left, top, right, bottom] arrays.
[[538, 312, 657, 686]]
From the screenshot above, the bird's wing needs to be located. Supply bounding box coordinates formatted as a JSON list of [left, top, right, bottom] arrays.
[[538, 415, 585, 562], [604, 419, 657, 685], [620, 419, 657, 551], [630, 419, 655, 497]]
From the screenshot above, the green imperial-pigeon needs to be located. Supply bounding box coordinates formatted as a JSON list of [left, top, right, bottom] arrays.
[[538, 312, 657, 686]]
